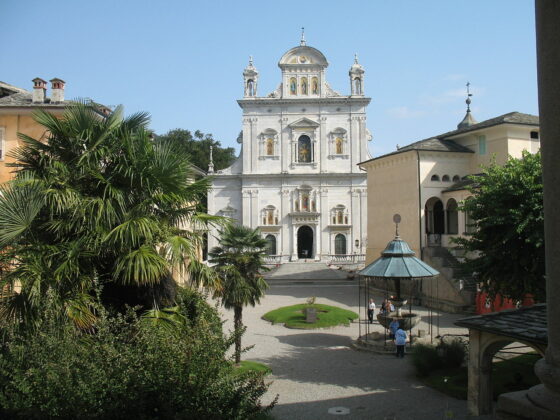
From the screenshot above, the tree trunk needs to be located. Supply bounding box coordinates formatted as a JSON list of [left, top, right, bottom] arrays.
[[234, 305, 243, 364]]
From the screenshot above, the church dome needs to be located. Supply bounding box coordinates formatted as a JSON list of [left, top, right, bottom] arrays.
[[278, 45, 328, 69]]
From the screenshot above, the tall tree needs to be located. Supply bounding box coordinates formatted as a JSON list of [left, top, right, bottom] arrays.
[[156, 129, 236, 172], [454, 151, 545, 302], [209, 224, 269, 364], [0, 102, 220, 328]]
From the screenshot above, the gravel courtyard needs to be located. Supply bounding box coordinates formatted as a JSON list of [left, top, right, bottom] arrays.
[[216, 273, 492, 420]]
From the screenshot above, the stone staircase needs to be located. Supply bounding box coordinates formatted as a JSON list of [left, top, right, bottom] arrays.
[[264, 262, 350, 281], [422, 246, 477, 314]]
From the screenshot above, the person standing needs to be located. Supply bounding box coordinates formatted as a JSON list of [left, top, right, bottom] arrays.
[[367, 299, 376, 323], [389, 318, 400, 339], [394, 327, 408, 358]]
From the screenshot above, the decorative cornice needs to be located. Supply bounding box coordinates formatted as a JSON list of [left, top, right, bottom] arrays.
[[213, 173, 367, 180], [238, 97, 371, 108]]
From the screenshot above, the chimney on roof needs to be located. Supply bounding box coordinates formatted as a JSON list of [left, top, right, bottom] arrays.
[[50, 78, 65, 102], [32, 77, 47, 103]]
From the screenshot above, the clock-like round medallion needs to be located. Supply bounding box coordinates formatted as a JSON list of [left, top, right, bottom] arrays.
[[299, 55, 307, 63]]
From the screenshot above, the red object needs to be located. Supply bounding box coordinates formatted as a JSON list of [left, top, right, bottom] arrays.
[[475, 292, 534, 314]]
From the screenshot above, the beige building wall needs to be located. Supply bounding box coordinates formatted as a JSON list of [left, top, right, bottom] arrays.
[[0, 111, 62, 184], [361, 150, 420, 263]]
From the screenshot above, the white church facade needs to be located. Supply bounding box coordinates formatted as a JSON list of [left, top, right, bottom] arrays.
[[207, 38, 372, 263]]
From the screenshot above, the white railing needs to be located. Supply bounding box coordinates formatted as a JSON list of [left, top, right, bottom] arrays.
[[264, 255, 282, 264], [328, 254, 365, 264]]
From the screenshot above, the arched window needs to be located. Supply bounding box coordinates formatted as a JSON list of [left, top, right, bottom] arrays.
[[335, 234, 347, 255], [431, 174, 440, 181], [266, 138, 274, 156], [311, 77, 318, 94], [298, 135, 312, 163], [246, 79, 255, 96], [442, 175, 450, 182], [354, 78, 362, 95], [335, 137, 343, 154], [290, 77, 297, 95], [446, 199, 459, 234], [301, 77, 308, 95], [265, 235, 276, 255], [452, 175, 461, 182]]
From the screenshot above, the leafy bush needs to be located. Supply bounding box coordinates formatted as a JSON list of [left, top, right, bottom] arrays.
[[411, 344, 442, 377], [0, 289, 274, 419], [438, 338, 467, 369]]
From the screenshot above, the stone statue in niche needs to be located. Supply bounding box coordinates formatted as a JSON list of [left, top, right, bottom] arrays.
[[290, 78, 297, 95], [266, 138, 274, 155], [301, 78, 308, 95], [312, 78, 318, 94], [335, 137, 343, 154], [302, 194, 309, 211]]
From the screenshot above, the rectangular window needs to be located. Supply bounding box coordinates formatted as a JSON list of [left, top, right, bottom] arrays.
[[478, 135, 487, 155]]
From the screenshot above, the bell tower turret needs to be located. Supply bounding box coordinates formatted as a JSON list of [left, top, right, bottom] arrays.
[[243, 56, 258, 97], [349, 54, 365, 96]]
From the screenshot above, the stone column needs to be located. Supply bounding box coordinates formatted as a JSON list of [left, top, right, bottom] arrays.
[[291, 223, 298, 261], [351, 188, 360, 256], [496, 2, 560, 418], [319, 116, 327, 173], [530, 0, 560, 413], [280, 117, 288, 172], [250, 189, 259, 228], [281, 189, 291, 261], [320, 187, 329, 257], [250, 118, 258, 173], [242, 189, 251, 226], [242, 118, 251, 173], [467, 330, 494, 416]]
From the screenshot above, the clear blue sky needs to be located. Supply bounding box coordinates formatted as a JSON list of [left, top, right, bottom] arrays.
[[2, 0, 537, 158]]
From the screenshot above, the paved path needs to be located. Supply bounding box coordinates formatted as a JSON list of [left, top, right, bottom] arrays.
[[217, 267, 491, 419]]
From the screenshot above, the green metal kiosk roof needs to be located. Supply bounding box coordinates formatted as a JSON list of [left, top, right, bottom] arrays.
[[359, 236, 440, 279]]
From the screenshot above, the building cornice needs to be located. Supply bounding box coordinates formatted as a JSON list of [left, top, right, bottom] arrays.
[[211, 172, 367, 180], [237, 97, 371, 108]]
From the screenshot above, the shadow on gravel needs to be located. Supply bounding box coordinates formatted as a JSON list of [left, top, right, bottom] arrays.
[[258, 332, 411, 389], [265, 282, 362, 308], [271, 392, 472, 420]]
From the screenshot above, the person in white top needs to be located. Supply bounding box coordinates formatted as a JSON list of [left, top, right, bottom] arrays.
[[367, 299, 376, 324]]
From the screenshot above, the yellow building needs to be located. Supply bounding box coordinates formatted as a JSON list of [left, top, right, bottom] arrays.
[[359, 107, 539, 312], [0, 78, 70, 184], [0, 78, 111, 184]]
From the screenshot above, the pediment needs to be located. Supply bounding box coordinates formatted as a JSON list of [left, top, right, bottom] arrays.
[[288, 117, 320, 129]]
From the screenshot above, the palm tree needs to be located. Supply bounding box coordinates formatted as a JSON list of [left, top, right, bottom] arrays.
[[0, 101, 220, 328], [209, 224, 269, 364]]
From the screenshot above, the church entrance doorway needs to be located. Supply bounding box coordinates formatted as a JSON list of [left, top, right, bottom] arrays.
[[297, 225, 314, 259]]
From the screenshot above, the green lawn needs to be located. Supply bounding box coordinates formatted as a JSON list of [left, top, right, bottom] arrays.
[[422, 353, 541, 400], [262, 303, 358, 329], [234, 360, 272, 376]]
